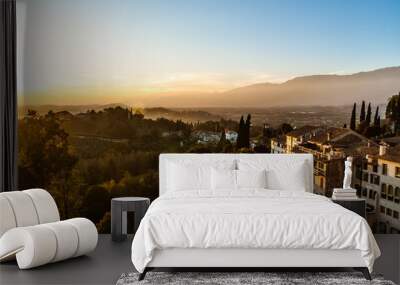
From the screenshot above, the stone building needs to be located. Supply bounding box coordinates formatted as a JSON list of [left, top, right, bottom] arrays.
[[355, 144, 400, 233], [290, 127, 372, 197]]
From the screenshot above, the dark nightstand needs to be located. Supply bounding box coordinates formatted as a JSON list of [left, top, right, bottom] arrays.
[[111, 197, 150, 242], [332, 198, 366, 219]]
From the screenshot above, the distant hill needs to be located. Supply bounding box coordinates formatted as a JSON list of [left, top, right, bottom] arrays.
[[144, 107, 221, 122], [18, 103, 126, 117], [19, 104, 222, 123], [221, 67, 400, 107]]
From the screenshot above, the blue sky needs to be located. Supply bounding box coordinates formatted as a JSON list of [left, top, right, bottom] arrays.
[[17, 0, 400, 102]]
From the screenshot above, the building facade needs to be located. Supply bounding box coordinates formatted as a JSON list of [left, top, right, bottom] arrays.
[[270, 136, 286, 154], [355, 145, 400, 233], [285, 126, 320, 153], [272, 124, 400, 233], [288, 127, 370, 197]]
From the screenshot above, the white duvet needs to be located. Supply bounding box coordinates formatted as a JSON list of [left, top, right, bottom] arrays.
[[131, 190, 380, 273]]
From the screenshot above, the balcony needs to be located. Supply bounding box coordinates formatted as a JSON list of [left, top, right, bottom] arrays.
[[295, 145, 344, 161]]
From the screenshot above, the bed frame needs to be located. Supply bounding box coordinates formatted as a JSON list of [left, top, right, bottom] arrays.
[[139, 154, 372, 280], [140, 248, 370, 280]]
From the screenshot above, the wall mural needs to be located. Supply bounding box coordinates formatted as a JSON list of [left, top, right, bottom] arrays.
[[16, 0, 400, 234]]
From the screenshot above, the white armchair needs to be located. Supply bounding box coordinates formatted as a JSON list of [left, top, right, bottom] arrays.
[[0, 189, 98, 269]]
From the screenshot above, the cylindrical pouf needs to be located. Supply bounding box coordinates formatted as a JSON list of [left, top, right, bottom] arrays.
[[64, 218, 98, 257], [0, 226, 57, 269]]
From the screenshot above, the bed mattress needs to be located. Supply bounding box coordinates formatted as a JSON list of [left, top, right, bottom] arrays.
[[131, 190, 380, 273]]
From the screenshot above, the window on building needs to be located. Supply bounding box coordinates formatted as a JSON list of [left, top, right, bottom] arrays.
[[382, 164, 388, 175], [363, 172, 369, 182], [369, 190, 375, 199], [363, 163, 368, 170], [319, 177, 324, 188], [362, 188, 367, 197], [355, 168, 362, 180], [380, 206, 386, 213], [370, 174, 380, 185], [381, 184, 387, 199], [388, 185, 394, 201], [373, 164, 378, 173], [387, 208, 392, 216], [395, 187, 400, 204], [396, 167, 400, 178], [394, 211, 399, 219]]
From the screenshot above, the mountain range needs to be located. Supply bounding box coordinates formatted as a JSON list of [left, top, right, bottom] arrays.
[[149, 66, 400, 108], [22, 66, 400, 108], [224, 66, 400, 107]]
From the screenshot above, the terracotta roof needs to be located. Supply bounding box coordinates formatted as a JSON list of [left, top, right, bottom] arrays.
[[379, 145, 400, 163], [351, 145, 380, 157], [380, 136, 400, 147], [308, 127, 349, 144]]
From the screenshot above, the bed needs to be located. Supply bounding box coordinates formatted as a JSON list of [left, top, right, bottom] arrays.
[[131, 154, 380, 280]]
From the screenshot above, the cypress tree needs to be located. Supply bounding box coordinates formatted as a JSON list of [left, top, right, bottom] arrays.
[[244, 114, 251, 148], [237, 116, 245, 148], [350, 103, 356, 130], [360, 101, 366, 123], [219, 129, 226, 143], [374, 106, 379, 127], [389, 97, 400, 133], [366, 103, 372, 126], [396, 98, 400, 133], [217, 129, 227, 152]]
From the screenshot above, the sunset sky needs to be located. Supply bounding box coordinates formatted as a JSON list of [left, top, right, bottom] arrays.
[[17, 0, 400, 105]]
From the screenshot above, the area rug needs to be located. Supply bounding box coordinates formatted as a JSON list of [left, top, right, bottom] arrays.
[[116, 272, 396, 285]]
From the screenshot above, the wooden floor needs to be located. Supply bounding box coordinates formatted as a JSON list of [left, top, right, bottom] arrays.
[[0, 234, 399, 285]]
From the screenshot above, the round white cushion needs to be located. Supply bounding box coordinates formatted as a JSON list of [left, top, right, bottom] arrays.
[[0, 191, 39, 227], [65, 218, 98, 257], [24, 189, 60, 224], [42, 222, 79, 262], [0, 196, 17, 237], [0, 189, 60, 238], [0, 226, 57, 268]]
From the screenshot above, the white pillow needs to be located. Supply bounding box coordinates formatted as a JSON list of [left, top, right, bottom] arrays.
[[238, 159, 308, 191], [211, 168, 237, 190], [167, 163, 211, 191], [211, 168, 267, 190], [266, 161, 307, 191], [237, 169, 267, 189]]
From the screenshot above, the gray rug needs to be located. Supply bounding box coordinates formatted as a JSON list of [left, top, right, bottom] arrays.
[[116, 272, 396, 285]]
